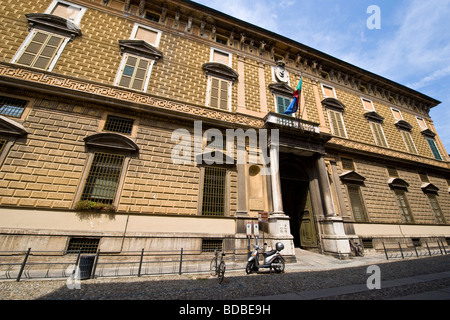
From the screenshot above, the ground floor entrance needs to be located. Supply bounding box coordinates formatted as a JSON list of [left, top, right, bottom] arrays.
[[280, 155, 318, 249]]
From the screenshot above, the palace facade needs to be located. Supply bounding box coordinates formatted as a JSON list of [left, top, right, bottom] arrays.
[[0, 0, 449, 259]]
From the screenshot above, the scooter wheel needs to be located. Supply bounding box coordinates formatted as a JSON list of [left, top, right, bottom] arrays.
[[273, 258, 285, 273], [245, 261, 254, 274]]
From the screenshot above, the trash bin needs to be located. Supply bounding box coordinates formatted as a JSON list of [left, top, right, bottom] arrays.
[[76, 255, 96, 280]]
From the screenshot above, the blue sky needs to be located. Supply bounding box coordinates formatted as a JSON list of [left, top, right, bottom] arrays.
[[192, 0, 450, 155]]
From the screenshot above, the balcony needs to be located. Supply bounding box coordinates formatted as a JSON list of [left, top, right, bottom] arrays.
[[264, 112, 320, 134]]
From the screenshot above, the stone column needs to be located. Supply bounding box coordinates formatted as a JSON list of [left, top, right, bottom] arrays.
[[236, 163, 248, 216], [316, 155, 351, 258], [269, 138, 283, 215], [317, 156, 336, 217]]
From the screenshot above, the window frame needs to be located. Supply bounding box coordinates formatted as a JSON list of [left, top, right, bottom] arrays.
[[426, 138, 443, 161], [205, 76, 232, 112], [393, 189, 415, 224], [347, 184, 369, 222], [427, 194, 446, 224], [369, 121, 389, 148], [416, 116, 428, 130], [130, 23, 162, 47], [391, 107, 403, 121], [321, 83, 337, 98], [275, 95, 293, 116], [114, 53, 154, 92], [45, 0, 86, 25], [361, 97, 375, 112], [199, 166, 229, 217], [327, 108, 348, 138], [400, 130, 418, 154], [11, 29, 70, 72], [210, 47, 232, 67]]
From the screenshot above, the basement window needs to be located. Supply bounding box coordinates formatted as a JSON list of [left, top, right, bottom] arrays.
[[66, 237, 99, 254], [202, 239, 223, 252]]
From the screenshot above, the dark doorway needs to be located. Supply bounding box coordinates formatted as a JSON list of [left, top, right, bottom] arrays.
[[280, 158, 318, 249]]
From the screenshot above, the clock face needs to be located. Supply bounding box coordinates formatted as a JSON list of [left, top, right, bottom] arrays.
[[275, 65, 289, 83]]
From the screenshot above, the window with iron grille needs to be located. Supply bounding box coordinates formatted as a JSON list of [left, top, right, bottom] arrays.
[[0, 96, 27, 117], [67, 237, 100, 254], [80, 153, 125, 205], [202, 239, 223, 252], [427, 194, 445, 224], [103, 115, 134, 135], [347, 185, 368, 222], [202, 166, 227, 216], [394, 189, 414, 223], [341, 157, 355, 171]]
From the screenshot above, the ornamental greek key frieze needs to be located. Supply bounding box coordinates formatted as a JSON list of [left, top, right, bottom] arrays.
[[0, 62, 263, 128]]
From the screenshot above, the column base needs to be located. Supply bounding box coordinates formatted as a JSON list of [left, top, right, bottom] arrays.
[[319, 216, 351, 259]]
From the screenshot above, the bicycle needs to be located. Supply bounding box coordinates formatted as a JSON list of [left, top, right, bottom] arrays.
[[210, 248, 226, 284], [349, 239, 364, 257]]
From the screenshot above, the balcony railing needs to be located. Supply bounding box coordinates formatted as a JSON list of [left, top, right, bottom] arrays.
[[264, 112, 320, 133]]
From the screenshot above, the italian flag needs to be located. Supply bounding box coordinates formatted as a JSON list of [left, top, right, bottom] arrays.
[[284, 77, 302, 115]]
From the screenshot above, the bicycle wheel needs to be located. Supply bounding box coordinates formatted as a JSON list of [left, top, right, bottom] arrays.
[[210, 257, 218, 276], [218, 261, 226, 284]]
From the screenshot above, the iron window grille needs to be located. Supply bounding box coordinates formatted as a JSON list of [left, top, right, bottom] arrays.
[[0, 96, 27, 117], [202, 166, 227, 216], [66, 237, 100, 254], [80, 153, 125, 205], [103, 115, 134, 135], [202, 239, 223, 252]]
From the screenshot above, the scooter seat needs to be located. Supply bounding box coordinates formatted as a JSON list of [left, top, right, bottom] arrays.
[[263, 249, 277, 257]]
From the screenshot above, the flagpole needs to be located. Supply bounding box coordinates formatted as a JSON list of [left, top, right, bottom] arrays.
[[297, 71, 303, 120]]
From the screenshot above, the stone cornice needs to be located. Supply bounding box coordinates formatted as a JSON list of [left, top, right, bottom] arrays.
[[73, 0, 440, 116], [326, 136, 449, 171]]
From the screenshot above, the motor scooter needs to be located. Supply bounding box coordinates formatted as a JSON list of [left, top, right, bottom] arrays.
[[245, 242, 285, 274]]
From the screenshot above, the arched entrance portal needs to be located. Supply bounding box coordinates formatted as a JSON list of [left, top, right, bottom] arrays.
[[280, 159, 318, 249]]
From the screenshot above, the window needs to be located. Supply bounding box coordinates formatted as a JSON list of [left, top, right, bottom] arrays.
[[416, 116, 427, 130], [215, 35, 228, 46], [210, 48, 231, 66], [0, 96, 27, 117], [321, 84, 336, 98], [80, 153, 125, 205], [144, 11, 160, 22], [103, 115, 134, 135], [394, 189, 414, 223], [400, 130, 418, 154], [201, 239, 223, 252], [13, 30, 67, 71], [369, 122, 388, 148], [341, 158, 355, 171], [116, 54, 153, 91], [202, 166, 227, 216], [276, 96, 292, 115], [131, 24, 161, 47], [427, 194, 445, 224], [391, 108, 403, 121], [46, 0, 86, 25], [327, 109, 347, 138], [418, 171, 429, 183], [66, 238, 100, 254], [347, 185, 368, 222], [426, 138, 442, 161], [387, 166, 399, 177], [361, 98, 375, 111], [207, 77, 230, 111]]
